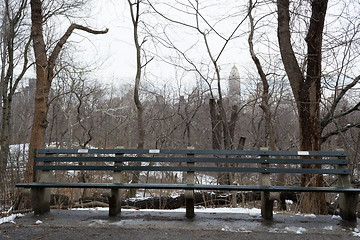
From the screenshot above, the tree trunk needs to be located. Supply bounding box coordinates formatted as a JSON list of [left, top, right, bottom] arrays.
[[0, 0, 29, 176], [277, 0, 328, 214], [209, 98, 222, 150], [229, 105, 239, 150], [25, 0, 108, 182], [128, 0, 145, 197], [0, 96, 11, 175], [25, 0, 49, 182], [248, 0, 276, 150]]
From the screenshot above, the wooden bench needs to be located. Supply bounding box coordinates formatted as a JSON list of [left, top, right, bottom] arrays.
[[16, 148, 360, 222]]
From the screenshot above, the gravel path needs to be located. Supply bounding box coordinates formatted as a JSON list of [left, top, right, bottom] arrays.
[[1, 209, 359, 239]]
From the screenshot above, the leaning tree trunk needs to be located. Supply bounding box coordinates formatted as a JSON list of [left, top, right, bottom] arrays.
[[25, 0, 50, 182], [24, 0, 108, 183]]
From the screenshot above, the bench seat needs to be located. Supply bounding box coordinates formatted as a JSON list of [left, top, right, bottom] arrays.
[[16, 182, 360, 193]]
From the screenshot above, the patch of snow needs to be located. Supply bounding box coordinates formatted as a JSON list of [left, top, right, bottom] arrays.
[[110, 220, 134, 226], [323, 226, 333, 231], [285, 200, 293, 204], [303, 214, 316, 218], [128, 197, 152, 202], [269, 228, 278, 233], [196, 174, 217, 185], [221, 226, 251, 233], [0, 214, 24, 225], [331, 215, 342, 220], [285, 226, 307, 234], [71, 207, 108, 212], [170, 193, 181, 198], [35, 220, 43, 224], [88, 220, 108, 227], [248, 208, 261, 217], [5, 206, 13, 214], [353, 229, 360, 237], [72, 206, 263, 216]]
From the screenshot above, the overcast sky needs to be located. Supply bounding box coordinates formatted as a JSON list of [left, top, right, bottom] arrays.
[[21, 1, 359, 97], [62, 0, 261, 94]]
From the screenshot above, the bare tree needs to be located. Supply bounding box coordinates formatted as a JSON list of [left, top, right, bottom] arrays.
[[277, 0, 360, 214], [24, 0, 108, 182], [128, 0, 153, 149], [148, 0, 249, 151], [0, 0, 32, 175], [247, 0, 276, 150], [127, 0, 154, 197], [277, 0, 328, 214]]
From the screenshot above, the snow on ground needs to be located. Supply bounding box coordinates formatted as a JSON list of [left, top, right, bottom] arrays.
[[1, 207, 360, 237], [354, 228, 360, 237], [284, 226, 307, 234], [0, 214, 24, 225], [71, 206, 262, 216]]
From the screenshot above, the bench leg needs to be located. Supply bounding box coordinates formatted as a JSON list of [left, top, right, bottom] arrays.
[[261, 191, 274, 220], [185, 190, 194, 218], [108, 188, 122, 216], [31, 188, 50, 215], [339, 192, 358, 223]]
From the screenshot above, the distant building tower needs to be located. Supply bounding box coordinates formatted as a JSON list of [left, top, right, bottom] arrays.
[[228, 65, 241, 103]]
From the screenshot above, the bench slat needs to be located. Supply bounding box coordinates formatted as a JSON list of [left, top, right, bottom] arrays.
[[36, 156, 348, 165], [35, 165, 349, 175], [15, 182, 360, 193], [37, 148, 346, 157]]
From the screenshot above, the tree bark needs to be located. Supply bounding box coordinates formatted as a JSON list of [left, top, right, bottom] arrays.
[[209, 98, 222, 150], [248, 0, 276, 150], [228, 104, 239, 149], [277, 0, 328, 214], [128, 0, 146, 197]]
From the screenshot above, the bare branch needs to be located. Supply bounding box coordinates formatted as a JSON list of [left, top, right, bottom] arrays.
[[322, 122, 360, 143], [321, 75, 360, 131], [48, 24, 108, 70]]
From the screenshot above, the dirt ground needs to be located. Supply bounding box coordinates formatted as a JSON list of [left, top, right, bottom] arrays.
[[1, 209, 360, 240]]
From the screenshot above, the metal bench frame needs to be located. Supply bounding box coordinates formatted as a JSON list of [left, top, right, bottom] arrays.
[[16, 148, 360, 222]]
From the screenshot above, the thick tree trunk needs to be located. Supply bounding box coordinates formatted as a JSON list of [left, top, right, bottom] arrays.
[[25, 0, 108, 183], [277, 0, 328, 214], [25, 0, 49, 182]]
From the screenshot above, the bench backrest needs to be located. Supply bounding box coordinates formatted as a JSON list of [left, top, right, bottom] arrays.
[[34, 149, 348, 183]]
